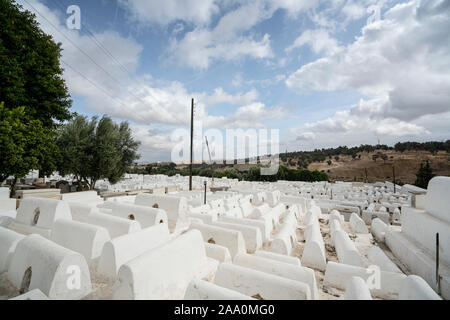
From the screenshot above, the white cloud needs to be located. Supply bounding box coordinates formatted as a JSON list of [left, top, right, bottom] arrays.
[[118, 0, 219, 26], [287, 0, 450, 123], [167, 0, 316, 69], [290, 97, 431, 150], [286, 29, 342, 56], [17, 0, 287, 161], [203, 88, 259, 105], [226, 103, 286, 128]]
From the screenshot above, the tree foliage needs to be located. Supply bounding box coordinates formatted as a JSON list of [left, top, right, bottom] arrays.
[[0, 103, 59, 191], [129, 164, 329, 183], [57, 115, 141, 189], [414, 160, 435, 189], [0, 0, 72, 184], [394, 141, 450, 154], [0, 0, 71, 126]]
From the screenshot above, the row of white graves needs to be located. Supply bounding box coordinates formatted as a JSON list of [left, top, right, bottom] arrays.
[[0, 177, 446, 300], [95, 174, 239, 194]]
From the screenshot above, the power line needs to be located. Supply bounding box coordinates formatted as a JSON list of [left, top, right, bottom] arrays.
[[51, 0, 222, 93], [49, 0, 169, 112], [60, 60, 130, 111], [22, 0, 163, 110]]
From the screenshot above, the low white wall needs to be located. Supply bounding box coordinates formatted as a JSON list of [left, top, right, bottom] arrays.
[[239, 197, 254, 217], [269, 223, 294, 255], [329, 210, 344, 224], [371, 218, 387, 243], [9, 288, 49, 300], [184, 279, 253, 300], [113, 229, 217, 300], [350, 213, 368, 234], [385, 228, 450, 299], [425, 176, 450, 224], [135, 194, 189, 233], [0, 227, 25, 273], [401, 206, 450, 266], [250, 203, 270, 219], [254, 250, 301, 266], [333, 230, 365, 267], [84, 212, 141, 238], [219, 216, 269, 242], [234, 253, 319, 299], [344, 277, 372, 300], [189, 222, 246, 258], [266, 190, 281, 207], [112, 202, 168, 228], [7, 234, 91, 300], [324, 261, 406, 299], [367, 246, 402, 274], [213, 221, 262, 253], [97, 224, 170, 280], [51, 219, 110, 266], [10, 198, 72, 237], [187, 212, 217, 224], [61, 191, 103, 205], [214, 263, 311, 300], [68, 202, 98, 222], [399, 275, 442, 300], [280, 196, 306, 215], [0, 198, 16, 213], [302, 220, 327, 271], [204, 243, 232, 263], [329, 219, 342, 245]]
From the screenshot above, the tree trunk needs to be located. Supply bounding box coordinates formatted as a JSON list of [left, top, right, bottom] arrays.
[[77, 179, 83, 192], [10, 177, 18, 198]]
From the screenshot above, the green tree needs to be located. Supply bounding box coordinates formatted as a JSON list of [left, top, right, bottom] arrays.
[[0, 0, 72, 181], [0, 0, 71, 126], [414, 160, 435, 189], [57, 115, 141, 190], [0, 103, 59, 195]]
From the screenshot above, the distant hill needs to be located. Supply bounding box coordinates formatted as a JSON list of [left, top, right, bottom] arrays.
[[277, 140, 450, 184], [132, 140, 450, 184], [298, 150, 449, 184]]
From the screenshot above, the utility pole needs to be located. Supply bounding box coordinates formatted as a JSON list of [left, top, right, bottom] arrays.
[[364, 168, 368, 183], [392, 166, 396, 193], [189, 98, 194, 191], [205, 136, 215, 187]]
